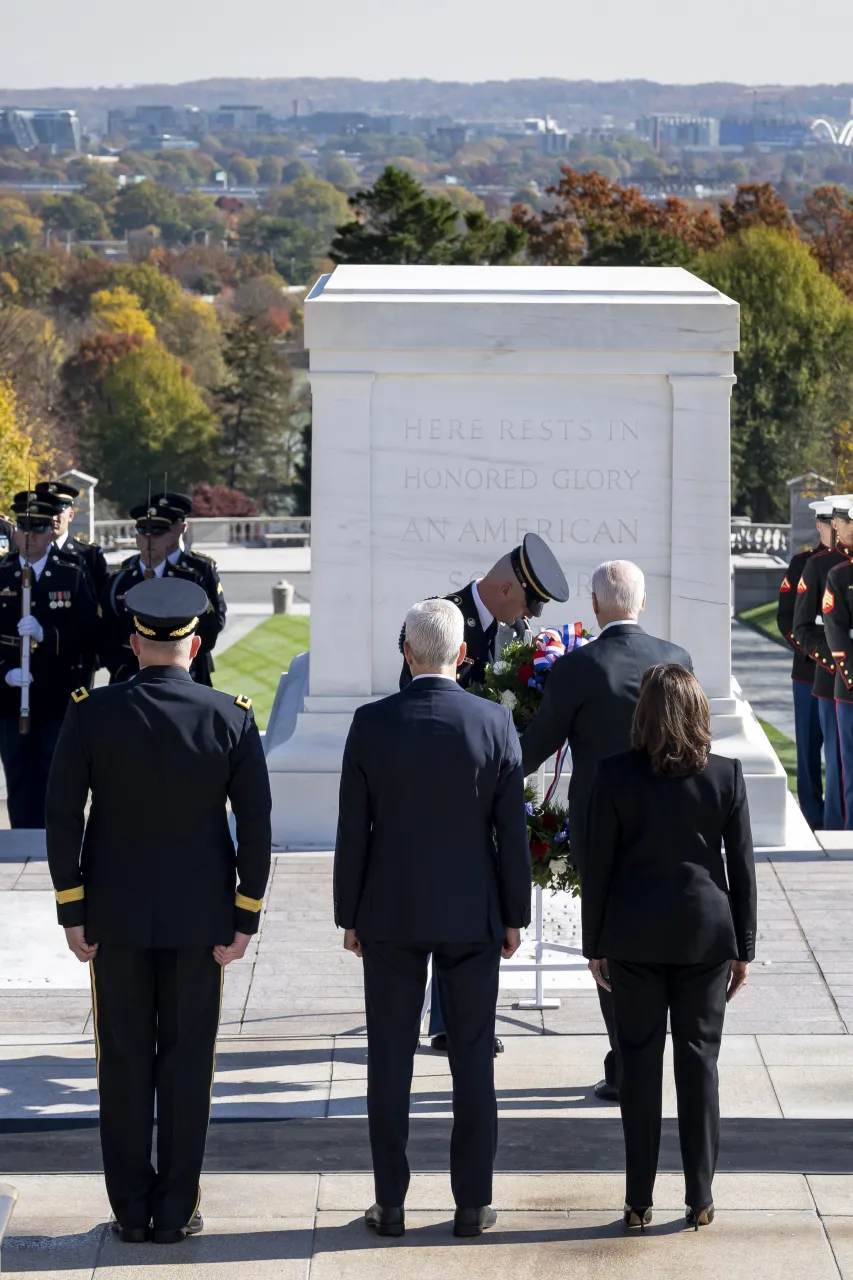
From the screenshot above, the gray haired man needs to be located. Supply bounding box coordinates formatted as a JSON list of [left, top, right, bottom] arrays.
[[335, 598, 531, 1238], [521, 560, 694, 1100]]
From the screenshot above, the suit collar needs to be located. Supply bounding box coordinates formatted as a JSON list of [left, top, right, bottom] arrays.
[[405, 674, 464, 693], [596, 622, 646, 641]]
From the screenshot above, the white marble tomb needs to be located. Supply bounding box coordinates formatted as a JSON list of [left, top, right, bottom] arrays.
[[266, 264, 798, 849]]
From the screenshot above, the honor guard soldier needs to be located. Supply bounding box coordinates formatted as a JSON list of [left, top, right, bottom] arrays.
[[35, 480, 109, 597], [100, 495, 226, 686], [398, 533, 570, 691], [45, 578, 272, 1245], [793, 495, 853, 830], [821, 497, 853, 828], [777, 499, 833, 830], [0, 492, 97, 827]]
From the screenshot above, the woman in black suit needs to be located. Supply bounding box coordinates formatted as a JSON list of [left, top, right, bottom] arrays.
[[582, 664, 757, 1232]]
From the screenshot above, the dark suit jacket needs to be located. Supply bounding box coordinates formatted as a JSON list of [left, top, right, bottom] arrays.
[[46, 666, 272, 947], [582, 750, 757, 965], [520, 623, 693, 873], [334, 676, 532, 942]]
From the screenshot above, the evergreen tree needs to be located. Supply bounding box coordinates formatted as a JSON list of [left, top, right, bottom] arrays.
[[330, 166, 523, 266], [292, 416, 312, 517], [214, 311, 295, 505]]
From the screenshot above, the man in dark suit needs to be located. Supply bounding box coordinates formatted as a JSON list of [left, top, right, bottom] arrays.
[[521, 559, 693, 1100], [335, 597, 531, 1239], [46, 578, 271, 1246]]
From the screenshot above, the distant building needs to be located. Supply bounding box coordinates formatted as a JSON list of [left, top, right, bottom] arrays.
[[138, 135, 200, 151], [720, 117, 811, 150], [636, 114, 719, 150], [210, 105, 275, 134], [0, 107, 81, 153], [107, 105, 208, 143]]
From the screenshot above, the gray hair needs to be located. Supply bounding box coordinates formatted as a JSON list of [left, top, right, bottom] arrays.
[[404, 598, 464, 669], [137, 635, 195, 663], [591, 560, 645, 616]]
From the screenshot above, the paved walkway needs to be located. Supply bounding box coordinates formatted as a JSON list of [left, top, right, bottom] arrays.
[[731, 619, 796, 740]]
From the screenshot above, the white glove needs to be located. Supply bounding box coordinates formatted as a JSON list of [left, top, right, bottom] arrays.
[[5, 668, 33, 688], [17, 616, 44, 643]]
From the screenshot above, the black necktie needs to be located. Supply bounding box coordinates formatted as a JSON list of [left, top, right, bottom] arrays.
[[484, 618, 498, 658]]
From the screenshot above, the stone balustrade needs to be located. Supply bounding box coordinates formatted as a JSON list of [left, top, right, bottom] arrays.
[[94, 516, 311, 550]]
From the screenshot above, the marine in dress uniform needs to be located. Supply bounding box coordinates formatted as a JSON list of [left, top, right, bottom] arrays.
[[397, 534, 570, 1052], [820, 497, 853, 828], [0, 493, 97, 828], [45, 578, 272, 1245], [35, 480, 109, 598], [776, 499, 834, 830], [793, 496, 853, 831], [99, 497, 226, 686]]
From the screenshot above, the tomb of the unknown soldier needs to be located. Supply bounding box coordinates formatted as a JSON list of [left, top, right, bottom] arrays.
[[0, 265, 850, 1280]]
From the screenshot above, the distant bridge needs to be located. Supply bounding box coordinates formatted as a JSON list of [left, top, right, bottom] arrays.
[[812, 118, 853, 145]]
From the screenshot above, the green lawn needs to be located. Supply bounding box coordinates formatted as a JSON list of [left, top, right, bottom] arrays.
[[738, 600, 784, 645], [213, 614, 310, 729], [757, 716, 798, 793]]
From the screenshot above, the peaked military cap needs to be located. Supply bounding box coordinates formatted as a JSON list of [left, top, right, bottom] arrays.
[[830, 495, 853, 519], [35, 480, 79, 508], [510, 533, 570, 618], [124, 578, 209, 641], [12, 491, 57, 530], [129, 502, 184, 533], [150, 491, 193, 517], [809, 500, 834, 522]]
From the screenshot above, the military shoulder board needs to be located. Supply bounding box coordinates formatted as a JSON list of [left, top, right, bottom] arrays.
[[235, 694, 252, 710], [71, 687, 88, 703]]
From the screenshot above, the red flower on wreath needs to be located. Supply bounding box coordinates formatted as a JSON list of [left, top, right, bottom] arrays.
[[517, 663, 535, 685], [530, 840, 549, 859], [541, 812, 558, 831]]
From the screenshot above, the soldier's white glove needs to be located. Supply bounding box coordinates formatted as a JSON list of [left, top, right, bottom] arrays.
[[5, 669, 33, 687], [17, 616, 44, 643]]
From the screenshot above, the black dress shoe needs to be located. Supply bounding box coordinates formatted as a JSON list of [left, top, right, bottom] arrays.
[[429, 1033, 448, 1052], [453, 1206, 497, 1237], [594, 1078, 619, 1101], [494, 1037, 505, 1056], [110, 1222, 150, 1243], [152, 1211, 203, 1244], [365, 1203, 405, 1237]]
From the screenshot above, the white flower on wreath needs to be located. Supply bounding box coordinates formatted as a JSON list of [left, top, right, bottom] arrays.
[[500, 689, 518, 710], [550, 858, 567, 877], [492, 660, 507, 675]]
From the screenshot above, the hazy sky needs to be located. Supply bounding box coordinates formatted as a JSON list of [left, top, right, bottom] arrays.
[[3, 0, 853, 89]]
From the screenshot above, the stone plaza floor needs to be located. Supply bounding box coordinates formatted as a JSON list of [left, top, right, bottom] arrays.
[[0, 851, 851, 1278]]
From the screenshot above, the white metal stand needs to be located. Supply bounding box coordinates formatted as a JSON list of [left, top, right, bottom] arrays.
[[510, 884, 585, 1010]]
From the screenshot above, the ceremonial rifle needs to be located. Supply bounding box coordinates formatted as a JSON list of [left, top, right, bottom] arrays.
[[19, 487, 32, 735], [144, 477, 154, 579]]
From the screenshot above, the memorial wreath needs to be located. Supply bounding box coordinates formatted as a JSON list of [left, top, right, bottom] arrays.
[[469, 625, 591, 896]]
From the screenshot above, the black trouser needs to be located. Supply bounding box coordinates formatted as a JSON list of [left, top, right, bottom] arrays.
[[609, 958, 730, 1210], [361, 940, 502, 1210], [598, 983, 622, 1089], [90, 946, 223, 1232], [0, 716, 62, 828]]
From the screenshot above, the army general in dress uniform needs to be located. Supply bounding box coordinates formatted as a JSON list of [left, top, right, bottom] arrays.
[[100, 495, 226, 686], [0, 492, 97, 827], [45, 578, 271, 1245]]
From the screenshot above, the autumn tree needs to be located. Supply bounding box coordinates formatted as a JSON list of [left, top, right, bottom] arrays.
[[699, 228, 853, 520], [80, 342, 218, 509], [112, 181, 183, 238], [796, 185, 853, 297], [91, 287, 157, 342], [0, 378, 54, 511], [41, 194, 109, 241], [512, 167, 723, 265], [719, 184, 795, 238]]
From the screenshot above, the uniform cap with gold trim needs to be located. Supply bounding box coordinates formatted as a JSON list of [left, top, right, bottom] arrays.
[[509, 533, 569, 618], [35, 480, 79, 509], [124, 578, 209, 641]]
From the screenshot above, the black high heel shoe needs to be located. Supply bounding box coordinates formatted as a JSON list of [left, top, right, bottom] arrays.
[[685, 1204, 715, 1230], [623, 1204, 653, 1231]]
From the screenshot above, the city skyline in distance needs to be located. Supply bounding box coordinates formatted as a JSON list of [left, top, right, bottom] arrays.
[[3, 0, 853, 93]]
